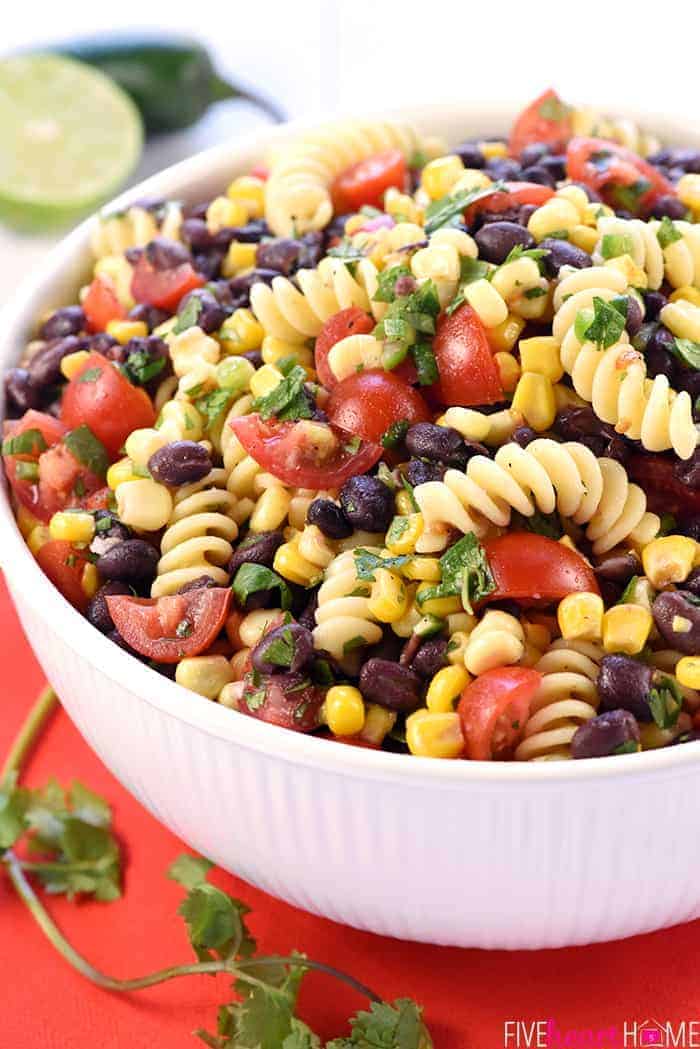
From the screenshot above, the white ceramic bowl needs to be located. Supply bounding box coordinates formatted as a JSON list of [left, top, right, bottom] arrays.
[[3, 103, 700, 950]]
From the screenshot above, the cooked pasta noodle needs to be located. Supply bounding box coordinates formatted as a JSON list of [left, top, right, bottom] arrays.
[[91, 202, 182, 260], [313, 549, 383, 660]]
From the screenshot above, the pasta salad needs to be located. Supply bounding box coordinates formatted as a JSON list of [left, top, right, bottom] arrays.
[[4, 88, 700, 763]]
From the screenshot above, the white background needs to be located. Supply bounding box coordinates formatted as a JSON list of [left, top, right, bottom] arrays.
[[1, 0, 696, 299]]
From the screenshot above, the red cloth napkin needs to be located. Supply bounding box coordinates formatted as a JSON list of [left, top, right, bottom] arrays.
[[2, 574, 699, 1049]]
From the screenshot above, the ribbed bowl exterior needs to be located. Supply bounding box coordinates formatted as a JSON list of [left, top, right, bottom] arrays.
[[10, 580, 700, 950]]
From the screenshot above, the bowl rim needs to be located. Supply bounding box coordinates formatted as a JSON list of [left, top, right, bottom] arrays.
[[2, 99, 699, 788]]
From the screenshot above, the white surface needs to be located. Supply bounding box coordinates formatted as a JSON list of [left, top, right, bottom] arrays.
[[2, 103, 700, 948], [1, 0, 697, 299]]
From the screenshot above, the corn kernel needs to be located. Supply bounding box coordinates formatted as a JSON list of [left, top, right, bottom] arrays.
[[219, 682, 242, 709], [605, 254, 648, 289], [219, 308, 265, 354], [361, 703, 396, 745], [557, 591, 604, 643], [107, 457, 139, 490], [406, 710, 464, 759], [106, 319, 148, 344], [206, 196, 248, 234], [115, 478, 173, 531], [463, 278, 508, 328], [677, 173, 700, 214], [669, 286, 700, 307], [324, 685, 366, 736], [226, 174, 265, 217], [420, 154, 465, 200], [367, 568, 409, 623], [485, 314, 526, 353], [176, 655, 234, 699], [416, 582, 462, 618], [518, 336, 564, 383], [124, 428, 169, 470], [28, 524, 51, 555], [261, 335, 314, 372], [60, 350, 91, 380], [249, 364, 283, 399], [452, 169, 492, 193], [426, 665, 470, 713], [569, 225, 599, 253], [273, 539, 322, 586], [49, 510, 95, 545], [222, 240, 258, 277], [642, 535, 697, 588], [401, 557, 441, 582], [602, 604, 653, 655], [494, 351, 520, 393], [480, 140, 508, 160], [386, 513, 423, 555], [81, 562, 100, 599], [676, 657, 700, 690], [395, 490, 415, 516], [511, 372, 556, 431]]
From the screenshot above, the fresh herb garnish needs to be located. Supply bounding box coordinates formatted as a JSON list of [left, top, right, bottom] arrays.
[[401, 474, 419, 512], [353, 549, 411, 582], [76, 366, 103, 384], [122, 349, 166, 385], [613, 740, 639, 756], [63, 425, 109, 477], [618, 576, 641, 605], [175, 619, 193, 639], [386, 516, 410, 546], [610, 179, 651, 214], [373, 265, 412, 303], [656, 215, 683, 249], [342, 635, 368, 654], [381, 419, 410, 449], [670, 338, 700, 371], [510, 509, 563, 540], [524, 286, 547, 299], [417, 532, 495, 614], [446, 257, 493, 315], [327, 240, 368, 264], [252, 365, 313, 422], [648, 675, 683, 730], [173, 295, 203, 334], [261, 626, 296, 668], [1, 428, 47, 457], [581, 295, 627, 350], [600, 233, 634, 260], [503, 245, 551, 268], [424, 180, 505, 235], [195, 388, 234, 427], [15, 461, 39, 481], [232, 563, 293, 609], [410, 341, 439, 386]]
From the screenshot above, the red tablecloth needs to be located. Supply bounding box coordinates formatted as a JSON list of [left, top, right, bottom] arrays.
[[2, 574, 699, 1049]]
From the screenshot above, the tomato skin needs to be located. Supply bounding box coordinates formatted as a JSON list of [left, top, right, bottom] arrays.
[[331, 149, 407, 214], [326, 370, 430, 445], [483, 533, 600, 605], [464, 180, 555, 225], [106, 587, 232, 663], [130, 255, 204, 312], [230, 415, 382, 488], [35, 540, 93, 611], [83, 277, 127, 333], [566, 137, 675, 212], [81, 486, 112, 512], [61, 352, 156, 459], [459, 667, 542, 760], [430, 304, 503, 408], [509, 89, 572, 158], [3, 411, 67, 521], [627, 454, 700, 518], [314, 308, 376, 389], [238, 672, 326, 732]]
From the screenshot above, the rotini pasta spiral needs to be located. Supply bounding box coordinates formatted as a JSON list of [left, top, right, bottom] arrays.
[[151, 469, 239, 597], [514, 639, 603, 761], [264, 120, 428, 236], [553, 266, 698, 459], [91, 202, 182, 260], [464, 610, 525, 675], [570, 107, 660, 157], [413, 438, 660, 556], [313, 548, 383, 660]]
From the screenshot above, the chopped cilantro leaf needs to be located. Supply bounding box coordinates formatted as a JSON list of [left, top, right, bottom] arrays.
[[424, 180, 505, 235], [648, 676, 683, 730], [353, 548, 411, 582], [656, 215, 683, 249], [381, 419, 409, 448], [232, 563, 293, 609], [195, 388, 233, 428], [76, 366, 103, 384], [417, 532, 495, 614], [2, 428, 48, 456], [261, 626, 296, 668], [670, 337, 700, 371], [173, 295, 203, 334], [410, 341, 439, 386], [63, 425, 109, 477], [600, 233, 634, 260], [122, 349, 166, 386], [582, 295, 627, 349], [252, 365, 313, 422]]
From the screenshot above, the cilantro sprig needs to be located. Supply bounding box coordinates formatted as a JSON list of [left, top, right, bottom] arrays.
[[252, 365, 314, 422], [577, 296, 628, 350], [424, 180, 506, 235], [417, 533, 495, 614]]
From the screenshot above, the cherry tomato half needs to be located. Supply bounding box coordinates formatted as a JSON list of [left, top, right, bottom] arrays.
[[106, 587, 232, 663], [331, 149, 407, 214], [36, 540, 93, 611], [463, 181, 555, 226], [430, 304, 503, 407], [230, 414, 382, 488], [483, 533, 600, 605], [566, 137, 675, 213], [327, 370, 430, 445], [509, 88, 572, 159], [3, 410, 67, 521], [61, 352, 156, 459], [314, 308, 376, 390], [238, 672, 326, 732], [459, 667, 542, 760], [131, 255, 204, 312], [82, 277, 127, 333]]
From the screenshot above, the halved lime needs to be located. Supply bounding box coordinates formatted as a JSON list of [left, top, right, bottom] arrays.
[[0, 53, 143, 231]]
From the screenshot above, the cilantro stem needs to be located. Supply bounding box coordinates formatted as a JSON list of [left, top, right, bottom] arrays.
[[1, 685, 58, 783], [237, 957, 382, 1003]]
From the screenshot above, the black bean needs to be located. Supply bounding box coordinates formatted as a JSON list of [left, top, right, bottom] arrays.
[[406, 459, 446, 485], [454, 142, 486, 168], [298, 588, 320, 631], [539, 154, 567, 182], [670, 149, 700, 174], [683, 567, 700, 597], [27, 335, 87, 387], [474, 221, 536, 265], [518, 204, 538, 226], [148, 441, 212, 486], [553, 406, 629, 464], [644, 326, 677, 382], [674, 448, 700, 489], [252, 623, 314, 675], [642, 290, 668, 322], [96, 539, 159, 585], [476, 206, 523, 230], [410, 637, 449, 679], [648, 195, 688, 220], [128, 303, 169, 332], [192, 251, 224, 280], [89, 332, 121, 359], [228, 531, 284, 575], [625, 296, 643, 337], [39, 305, 86, 340], [647, 149, 673, 168], [485, 157, 522, 181], [4, 368, 40, 415], [182, 218, 214, 251], [598, 655, 654, 721], [539, 238, 593, 278], [593, 551, 641, 582], [145, 237, 190, 270], [511, 426, 538, 448], [241, 349, 263, 369], [89, 512, 132, 557], [256, 238, 301, 274], [85, 581, 131, 634], [297, 231, 325, 269], [520, 165, 556, 188], [652, 591, 700, 654], [519, 143, 550, 167], [358, 658, 423, 713], [178, 288, 228, 333], [340, 475, 394, 533], [178, 575, 217, 593], [227, 219, 270, 243], [571, 709, 640, 759], [307, 498, 352, 539], [406, 422, 469, 466], [368, 631, 404, 665]]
